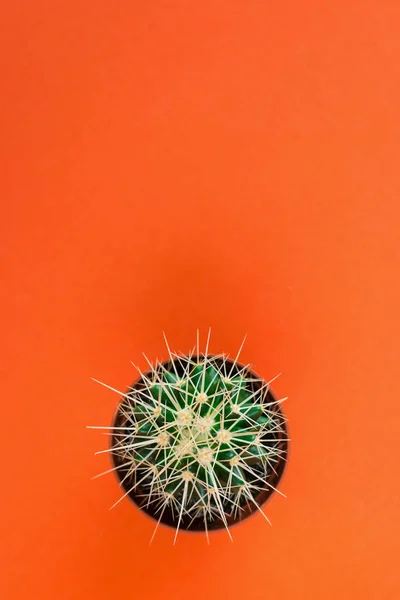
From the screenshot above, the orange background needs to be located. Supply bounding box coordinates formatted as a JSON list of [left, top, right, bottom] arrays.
[[1, 1, 400, 599]]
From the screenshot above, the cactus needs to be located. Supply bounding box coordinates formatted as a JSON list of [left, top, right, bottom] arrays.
[[89, 332, 288, 543]]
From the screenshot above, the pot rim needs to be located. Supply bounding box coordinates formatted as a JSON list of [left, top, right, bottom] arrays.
[[110, 354, 289, 533]]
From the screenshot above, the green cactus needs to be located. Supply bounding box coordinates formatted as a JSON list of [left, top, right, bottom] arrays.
[[89, 333, 288, 543]]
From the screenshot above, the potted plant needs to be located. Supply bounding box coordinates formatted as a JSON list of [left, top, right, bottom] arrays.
[[89, 333, 288, 543]]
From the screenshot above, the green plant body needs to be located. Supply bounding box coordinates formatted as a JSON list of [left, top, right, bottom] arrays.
[[90, 334, 288, 543]]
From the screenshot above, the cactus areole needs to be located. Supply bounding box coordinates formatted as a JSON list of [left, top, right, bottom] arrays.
[[109, 351, 288, 538]]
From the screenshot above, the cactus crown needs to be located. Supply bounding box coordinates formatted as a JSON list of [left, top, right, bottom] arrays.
[[91, 334, 288, 543]]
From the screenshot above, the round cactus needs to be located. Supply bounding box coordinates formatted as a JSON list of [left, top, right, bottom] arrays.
[[90, 333, 288, 543]]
